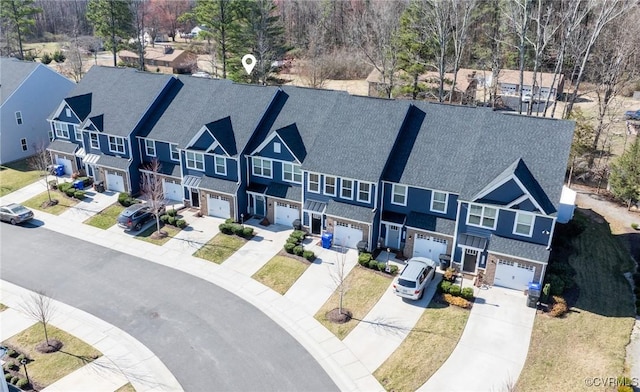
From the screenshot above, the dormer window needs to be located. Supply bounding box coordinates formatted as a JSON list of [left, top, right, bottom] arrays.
[[65, 108, 71, 117], [274, 142, 281, 153]]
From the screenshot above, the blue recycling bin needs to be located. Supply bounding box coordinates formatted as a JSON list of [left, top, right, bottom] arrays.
[[321, 232, 333, 249], [73, 180, 84, 190], [527, 282, 541, 308], [54, 164, 64, 176]]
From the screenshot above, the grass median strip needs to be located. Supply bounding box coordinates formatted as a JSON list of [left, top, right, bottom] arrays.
[[84, 203, 124, 229], [2, 323, 101, 388], [194, 233, 247, 264], [315, 266, 390, 340], [23, 190, 79, 215], [374, 301, 470, 392], [0, 159, 42, 197], [135, 223, 181, 246], [516, 211, 635, 392], [252, 255, 309, 295]]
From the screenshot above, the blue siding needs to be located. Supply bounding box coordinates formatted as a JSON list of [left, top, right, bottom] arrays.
[[518, 198, 538, 212], [496, 210, 552, 245], [58, 105, 81, 124], [303, 172, 376, 208], [256, 136, 296, 161], [456, 202, 494, 238], [477, 179, 524, 205], [191, 131, 215, 150], [382, 182, 459, 221]]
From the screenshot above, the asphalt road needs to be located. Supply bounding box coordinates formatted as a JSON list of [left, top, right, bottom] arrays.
[[0, 224, 338, 392]]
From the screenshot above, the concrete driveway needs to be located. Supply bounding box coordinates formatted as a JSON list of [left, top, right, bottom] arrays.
[[419, 286, 536, 392]]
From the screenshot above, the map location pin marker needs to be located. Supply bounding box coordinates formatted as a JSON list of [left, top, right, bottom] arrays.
[[242, 54, 256, 75]]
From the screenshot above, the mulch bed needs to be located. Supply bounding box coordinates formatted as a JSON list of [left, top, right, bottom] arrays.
[[36, 339, 63, 353], [326, 308, 352, 324]]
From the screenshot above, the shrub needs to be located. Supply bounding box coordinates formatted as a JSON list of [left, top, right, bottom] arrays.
[[293, 245, 304, 256], [4, 373, 11, 382], [545, 274, 565, 296], [242, 227, 254, 238], [4, 362, 18, 372], [65, 187, 76, 197], [225, 218, 234, 224], [461, 287, 474, 300], [549, 295, 568, 317], [11, 376, 18, 385], [368, 259, 379, 269], [376, 262, 387, 272], [541, 283, 551, 304], [167, 209, 178, 217], [82, 177, 94, 187], [16, 354, 25, 362], [618, 377, 634, 392], [231, 224, 244, 236], [358, 252, 372, 266], [74, 190, 86, 199], [52, 49, 66, 62], [176, 219, 187, 229], [387, 265, 399, 275], [286, 236, 300, 245], [439, 280, 452, 294], [219, 223, 233, 234], [118, 192, 137, 207], [40, 52, 52, 64], [7, 349, 17, 358], [167, 216, 176, 225], [58, 182, 72, 193], [443, 267, 457, 282], [442, 293, 471, 308], [284, 242, 295, 254], [449, 285, 462, 297], [303, 250, 315, 261], [632, 223, 639, 230], [291, 230, 306, 240], [160, 214, 170, 223], [16, 378, 29, 389]]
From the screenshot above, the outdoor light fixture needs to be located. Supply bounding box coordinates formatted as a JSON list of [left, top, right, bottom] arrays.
[[21, 358, 30, 386]]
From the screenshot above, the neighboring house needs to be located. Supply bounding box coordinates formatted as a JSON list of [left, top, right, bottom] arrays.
[[380, 102, 574, 291], [0, 57, 74, 164], [47, 66, 174, 192], [492, 69, 564, 101], [119, 45, 194, 74], [137, 75, 279, 220]]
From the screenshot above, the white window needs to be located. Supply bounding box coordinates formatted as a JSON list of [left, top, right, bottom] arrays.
[[48, 128, 54, 141], [282, 163, 302, 183], [358, 182, 371, 203], [514, 212, 534, 236], [431, 191, 448, 213], [273, 142, 281, 153], [54, 122, 69, 138], [340, 179, 353, 199], [186, 151, 204, 171], [74, 126, 82, 143], [392, 184, 407, 206], [324, 175, 336, 196], [467, 204, 497, 229], [89, 133, 99, 149], [308, 173, 320, 193], [252, 157, 272, 178], [108, 136, 125, 153], [145, 139, 156, 156], [65, 108, 71, 117], [215, 155, 226, 175], [170, 144, 179, 161], [20, 138, 27, 151], [15, 111, 22, 125]]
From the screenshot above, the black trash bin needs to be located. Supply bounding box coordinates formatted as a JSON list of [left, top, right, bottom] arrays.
[[292, 219, 302, 231], [356, 240, 368, 253], [527, 282, 541, 308], [94, 181, 105, 193], [438, 254, 451, 271]]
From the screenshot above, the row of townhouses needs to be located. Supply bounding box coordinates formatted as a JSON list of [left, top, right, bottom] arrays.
[[47, 66, 575, 291]]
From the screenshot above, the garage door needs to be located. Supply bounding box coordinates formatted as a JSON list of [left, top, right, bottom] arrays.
[[413, 234, 448, 259], [494, 260, 535, 290], [208, 194, 231, 219], [163, 180, 182, 201], [274, 202, 299, 226], [106, 172, 125, 192], [55, 156, 73, 176], [333, 222, 364, 249]]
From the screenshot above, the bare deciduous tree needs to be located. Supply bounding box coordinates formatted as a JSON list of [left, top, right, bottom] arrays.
[[27, 142, 54, 203], [449, 0, 475, 104], [329, 245, 350, 317], [140, 158, 165, 236], [503, 0, 531, 114], [20, 290, 55, 347]]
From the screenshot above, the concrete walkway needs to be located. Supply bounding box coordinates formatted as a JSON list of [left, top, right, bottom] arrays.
[[1, 281, 183, 392], [58, 189, 119, 223], [418, 286, 536, 392]]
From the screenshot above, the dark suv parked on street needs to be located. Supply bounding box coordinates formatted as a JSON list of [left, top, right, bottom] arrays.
[[117, 203, 157, 231]]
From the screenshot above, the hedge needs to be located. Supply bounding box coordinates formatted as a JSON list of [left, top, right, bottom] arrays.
[[219, 223, 253, 238]]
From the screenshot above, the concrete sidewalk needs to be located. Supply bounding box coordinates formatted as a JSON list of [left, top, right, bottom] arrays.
[[1, 281, 183, 392], [58, 189, 119, 223]]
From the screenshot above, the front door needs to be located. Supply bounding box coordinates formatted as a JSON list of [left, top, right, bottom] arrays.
[[191, 189, 200, 208], [311, 214, 321, 235], [386, 225, 401, 249], [255, 195, 265, 217], [462, 249, 478, 273]]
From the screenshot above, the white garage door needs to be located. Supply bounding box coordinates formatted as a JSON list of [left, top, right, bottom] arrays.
[[494, 260, 535, 290], [56, 156, 73, 176], [333, 222, 364, 249], [106, 172, 125, 192], [163, 180, 182, 201], [274, 202, 299, 226], [208, 195, 231, 219], [413, 234, 448, 259]]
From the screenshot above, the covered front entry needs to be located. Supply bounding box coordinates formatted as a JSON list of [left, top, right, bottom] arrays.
[[274, 202, 299, 226], [462, 249, 479, 273], [207, 194, 231, 219], [333, 222, 364, 248], [494, 260, 535, 290], [413, 234, 448, 259], [105, 171, 125, 192], [385, 225, 401, 249]]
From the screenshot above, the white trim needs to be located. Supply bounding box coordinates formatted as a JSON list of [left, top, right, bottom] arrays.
[[404, 226, 454, 239], [430, 190, 448, 213], [282, 162, 302, 184], [489, 250, 548, 265], [391, 183, 407, 206], [185, 150, 205, 171], [65, 108, 71, 117], [214, 155, 227, 175], [251, 156, 272, 178], [73, 125, 82, 144], [340, 178, 354, 200], [20, 138, 28, 151], [89, 132, 100, 149], [273, 142, 281, 153], [506, 194, 530, 208], [108, 135, 126, 154], [307, 172, 320, 193], [249, 132, 301, 164], [325, 213, 372, 226], [15, 111, 23, 125], [512, 176, 546, 213], [170, 143, 180, 161], [186, 125, 230, 156], [54, 121, 69, 139], [357, 181, 372, 204], [144, 139, 156, 157], [513, 211, 535, 237], [466, 203, 498, 230], [386, 224, 402, 249], [324, 175, 337, 196], [472, 175, 513, 201]]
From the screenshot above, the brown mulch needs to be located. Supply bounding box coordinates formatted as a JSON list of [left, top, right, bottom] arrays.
[[40, 199, 59, 208], [276, 249, 313, 265], [35, 339, 63, 353], [326, 308, 352, 324], [150, 230, 168, 239]]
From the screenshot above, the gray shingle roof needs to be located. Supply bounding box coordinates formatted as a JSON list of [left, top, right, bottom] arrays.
[[265, 183, 302, 202], [199, 175, 238, 194], [325, 200, 375, 224], [489, 234, 551, 263], [303, 95, 411, 183], [0, 57, 38, 105], [405, 211, 456, 236], [65, 66, 173, 137], [141, 76, 278, 154], [97, 154, 131, 170], [48, 139, 78, 154]]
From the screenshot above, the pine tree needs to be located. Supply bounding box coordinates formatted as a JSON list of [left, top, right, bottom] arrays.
[[609, 138, 640, 210], [0, 0, 42, 60], [87, 0, 134, 67]]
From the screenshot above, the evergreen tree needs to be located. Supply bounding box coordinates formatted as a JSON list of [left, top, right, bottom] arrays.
[[0, 0, 42, 60], [609, 138, 640, 210], [87, 0, 134, 67]]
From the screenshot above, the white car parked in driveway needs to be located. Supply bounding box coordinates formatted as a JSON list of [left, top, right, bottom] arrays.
[[393, 257, 436, 300]]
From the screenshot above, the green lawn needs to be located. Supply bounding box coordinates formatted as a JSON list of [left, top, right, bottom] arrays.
[[0, 159, 42, 197], [2, 324, 101, 388], [315, 266, 391, 339], [252, 255, 309, 294], [84, 203, 125, 229], [193, 233, 246, 264], [134, 223, 181, 246], [516, 211, 636, 392], [22, 190, 79, 215], [374, 302, 470, 392]]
